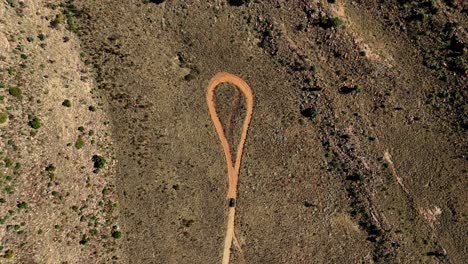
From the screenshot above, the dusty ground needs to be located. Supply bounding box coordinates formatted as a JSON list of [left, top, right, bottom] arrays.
[[1, 0, 467, 263], [1, 0, 121, 263]]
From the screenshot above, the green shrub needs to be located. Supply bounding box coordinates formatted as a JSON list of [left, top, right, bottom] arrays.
[[3, 249, 14, 259], [79, 237, 89, 245], [0, 82, 5, 88], [4, 159, 13, 168], [62, 99, 72, 107], [88, 106, 96, 112], [0, 113, 8, 124], [4, 186, 14, 195], [297, 24, 307, 31], [45, 164, 56, 172], [17, 201, 28, 209], [92, 155, 106, 173], [7, 0, 16, 7], [38, 33, 46, 41], [75, 138, 85, 149], [111, 230, 122, 239], [319, 16, 343, 29], [29, 117, 42, 129], [8, 87, 22, 97], [7, 68, 15, 76]]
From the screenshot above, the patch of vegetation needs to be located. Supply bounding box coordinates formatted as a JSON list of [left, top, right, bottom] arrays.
[[228, 0, 252, 6], [8, 87, 22, 97], [7, 0, 16, 8], [17, 202, 28, 209], [62, 99, 72, 107], [75, 138, 85, 149], [297, 23, 307, 32], [3, 249, 14, 259], [111, 230, 122, 239], [50, 13, 64, 28], [79, 236, 89, 245], [301, 107, 318, 120], [7, 67, 16, 76], [64, 10, 77, 32], [0, 82, 4, 88], [92, 155, 106, 173], [4, 186, 14, 195], [319, 16, 343, 28], [346, 173, 364, 182], [45, 164, 56, 172], [147, 0, 166, 4], [4, 159, 13, 168], [0, 113, 8, 124], [88, 105, 97, 112], [38, 33, 46, 41], [339, 85, 362, 94], [28, 117, 42, 129]]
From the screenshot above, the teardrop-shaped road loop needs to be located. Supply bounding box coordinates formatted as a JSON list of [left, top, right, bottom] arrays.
[[206, 72, 254, 264]]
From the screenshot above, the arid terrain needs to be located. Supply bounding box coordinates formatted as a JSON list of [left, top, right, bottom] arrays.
[[0, 0, 466, 263]]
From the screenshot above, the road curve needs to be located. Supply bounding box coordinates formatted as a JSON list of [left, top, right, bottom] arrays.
[[206, 72, 254, 264]]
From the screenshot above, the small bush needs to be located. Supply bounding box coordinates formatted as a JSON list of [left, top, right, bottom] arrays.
[[3, 249, 14, 259], [228, 0, 251, 6], [301, 108, 318, 120], [65, 10, 77, 32], [75, 138, 85, 149], [4, 158, 13, 168], [92, 155, 106, 173], [38, 33, 46, 41], [0, 82, 4, 88], [0, 113, 8, 124], [17, 201, 28, 209], [111, 230, 122, 239], [29, 117, 42, 129], [7, 0, 16, 7], [88, 106, 96, 112], [319, 16, 343, 28], [45, 164, 56, 172], [339, 85, 362, 94], [79, 237, 89, 245], [8, 87, 22, 97], [62, 99, 72, 107], [297, 23, 307, 32]]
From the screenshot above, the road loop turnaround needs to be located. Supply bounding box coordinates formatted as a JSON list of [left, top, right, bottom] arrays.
[[206, 72, 254, 264]]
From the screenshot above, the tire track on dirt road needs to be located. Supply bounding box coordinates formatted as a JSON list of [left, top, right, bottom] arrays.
[[206, 72, 254, 264]]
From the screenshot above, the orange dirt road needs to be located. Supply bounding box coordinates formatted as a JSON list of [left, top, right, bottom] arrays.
[[206, 72, 254, 264]]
